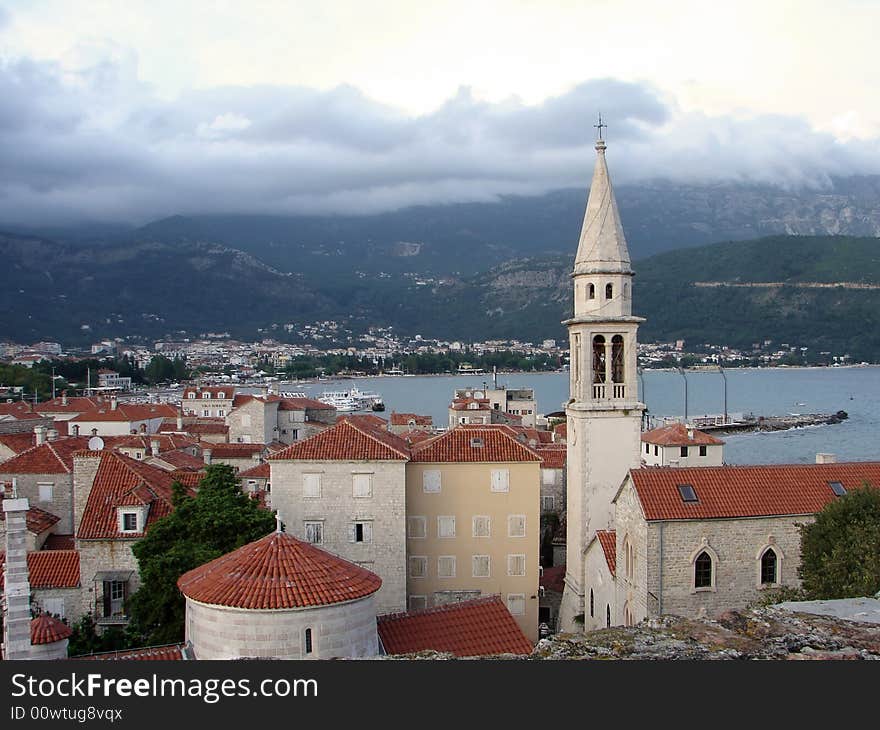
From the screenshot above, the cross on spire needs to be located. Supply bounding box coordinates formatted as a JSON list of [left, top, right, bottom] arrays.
[[594, 113, 607, 140]]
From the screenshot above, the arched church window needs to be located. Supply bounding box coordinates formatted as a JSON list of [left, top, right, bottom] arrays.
[[588, 283, 595, 300], [592, 335, 606, 383], [611, 335, 624, 383], [694, 551, 713, 589], [590, 589, 594, 617], [760, 548, 778, 584], [606, 605, 611, 628], [605, 283, 613, 299]]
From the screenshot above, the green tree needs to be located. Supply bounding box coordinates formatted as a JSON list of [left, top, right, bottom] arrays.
[[798, 484, 880, 599], [127, 465, 275, 645]]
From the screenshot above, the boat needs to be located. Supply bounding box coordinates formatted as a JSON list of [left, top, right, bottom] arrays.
[[318, 392, 359, 411], [318, 387, 384, 412], [457, 364, 485, 375], [371, 398, 385, 412], [280, 390, 308, 399]]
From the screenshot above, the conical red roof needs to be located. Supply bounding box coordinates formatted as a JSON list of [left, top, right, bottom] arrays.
[[31, 613, 73, 645], [177, 531, 382, 609]]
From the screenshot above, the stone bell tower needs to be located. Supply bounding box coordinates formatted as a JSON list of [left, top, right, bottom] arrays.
[[558, 121, 645, 633]]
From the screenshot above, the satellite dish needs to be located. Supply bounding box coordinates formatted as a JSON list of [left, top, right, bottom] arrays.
[[88, 436, 105, 451]]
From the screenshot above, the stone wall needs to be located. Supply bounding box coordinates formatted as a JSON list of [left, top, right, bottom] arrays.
[[270, 459, 407, 614], [613, 480, 650, 626], [646, 513, 808, 620], [0, 472, 73, 533], [185, 594, 379, 659], [74, 539, 141, 621], [583, 537, 615, 632]]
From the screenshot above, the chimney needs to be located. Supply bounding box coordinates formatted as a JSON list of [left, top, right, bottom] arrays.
[[2, 497, 33, 660], [203, 448, 212, 465], [686, 426, 695, 441], [176, 410, 184, 431], [816, 453, 837, 464], [46, 428, 59, 442], [72, 424, 80, 437], [139, 423, 147, 434], [110, 397, 117, 411], [61, 390, 68, 406], [150, 439, 161, 457], [34, 425, 46, 446]]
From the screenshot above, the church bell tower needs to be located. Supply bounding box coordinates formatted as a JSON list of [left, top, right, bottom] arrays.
[[558, 121, 645, 633]]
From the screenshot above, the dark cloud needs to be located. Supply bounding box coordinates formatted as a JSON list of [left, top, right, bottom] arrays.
[[0, 51, 878, 226]]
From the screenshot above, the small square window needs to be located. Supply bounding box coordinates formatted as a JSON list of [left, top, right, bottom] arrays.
[[351, 521, 372, 543], [38, 483, 53, 503], [423, 470, 441, 493], [409, 556, 427, 578], [409, 595, 427, 611], [437, 556, 456, 578], [680, 446, 689, 457], [407, 516, 427, 539], [507, 594, 526, 616], [472, 516, 491, 538], [303, 473, 321, 498], [437, 515, 456, 538], [508, 514, 526, 537], [122, 512, 138, 532], [699, 445, 707, 457], [353, 473, 372, 498], [491, 469, 510, 493], [507, 554, 526, 576], [472, 555, 490, 578], [541, 496, 555, 512]]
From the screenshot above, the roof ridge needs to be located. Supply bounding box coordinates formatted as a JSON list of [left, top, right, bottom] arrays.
[[345, 419, 410, 458]]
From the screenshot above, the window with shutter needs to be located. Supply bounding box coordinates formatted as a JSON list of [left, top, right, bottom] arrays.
[[409, 595, 427, 611], [541, 496, 555, 512], [507, 594, 526, 616], [407, 516, 427, 538], [437, 515, 456, 538], [542, 469, 556, 486], [409, 556, 427, 578], [472, 516, 491, 537], [472, 555, 490, 577], [302, 473, 321, 498], [490, 469, 510, 492], [423, 470, 441, 493], [508, 514, 526, 537], [437, 556, 456, 577], [350, 521, 372, 543], [304, 521, 324, 544], [38, 482, 53, 502], [507, 554, 526, 576], [353, 473, 372, 498]]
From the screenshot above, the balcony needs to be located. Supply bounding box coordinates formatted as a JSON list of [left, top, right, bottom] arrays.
[[591, 383, 626, 399]]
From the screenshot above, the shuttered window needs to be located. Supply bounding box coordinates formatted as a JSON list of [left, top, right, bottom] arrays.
[[472, 515, 491, 537], [407, 516, 427, 539], [437, 515, 456, 538], [349, 521, 373, 543], [490, 469, 510, 492], [507, 594, 526, 616], [353, 473, 372, 498], [507, 554, 526, 576], [302, 473, 321, 498], [423, 470, 441, 493], [472, 555, 490, 577], [437, 556, 456, 578], [409, 556, 427, 578], [508, 514, 526, 537]]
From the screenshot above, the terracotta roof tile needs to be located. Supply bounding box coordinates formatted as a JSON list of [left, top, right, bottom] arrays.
[[0, 437, 93, 474], [0, 401, 36, 417], [536, 445, 566, 469], [31, 613, 73, 644], [0, 549, 80, 590], [410, 425, 543, 463], [42, 533, 75, 550], [377, 596, 533, 656], [239, 462, 269, 479], [596, 530, 617, 576], [338, 414, 388, 429], [76, 451, 184, 539], [0, 432, 39, 454], [70, 403, 177, 423], [539, 565, 566, 593], [170, 470, 205, 488], [149, 449, 205, 471], [627, 462, 880, 521], [201, 442, 265, 457], [177, 531, 382, 609], [390, 412, 433, 427], [397, 429, 435, 445], [182, 386, 234, 399], [450, 398, 491, 411], [35, 396, 100, 414], [641, 423, 724, 446], [270, 419, 409, 461], [278, 397, 334, 411], [76, 644, 185, 661], [0, 500, 60, 533]]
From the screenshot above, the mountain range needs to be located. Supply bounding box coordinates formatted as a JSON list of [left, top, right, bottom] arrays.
[[2, 176, 880, 358]]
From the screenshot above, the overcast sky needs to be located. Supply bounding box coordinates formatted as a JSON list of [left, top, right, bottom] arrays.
[[1, 0, 879, 225]]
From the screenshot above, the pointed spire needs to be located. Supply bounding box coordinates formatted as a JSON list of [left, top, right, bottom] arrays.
[[573, 125, 632, 276]]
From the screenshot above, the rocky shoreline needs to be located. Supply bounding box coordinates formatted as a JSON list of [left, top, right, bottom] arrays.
[[703, 410, 848, 436]]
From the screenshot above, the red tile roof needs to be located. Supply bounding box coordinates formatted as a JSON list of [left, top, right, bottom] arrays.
[[239, 462, 269, 479], [35, 396, 100, 414], [278, 397, 334, 411], [172, 421, 229, 436], [0, 549, 81, 590], [270, 419, 410, 461], [0, 401, 37, 417], [390, 412, 433, 427], [552, 422, 567, 440], [0, 499, 60, 533], [150, 448, 205, 471], [539, 565, 566, 594], [626, 462, 880, 521], [43, 533, 75, 550], [76, 644, 185, 661], [0, 432, 39, 454], [76, 451, 183, 539], [0, 436, 93, 474], [170, 470, 205, 488], [113, 434, 197, 452], [536, 445, 566, 469], [338, 413, 388, 429], [641, 423, 724, 446], [377, 596, 533, 657], [31, 613, 73, 645], [450, 398, 491, 411], [183, 386, 234, 399], [397, 429, 435, 445], [177, 530, 382, 609], [596, 530, 617, 576], [201, 443, 265, 460], [410, 425, 543, 463], [70, 403, 177, 423]]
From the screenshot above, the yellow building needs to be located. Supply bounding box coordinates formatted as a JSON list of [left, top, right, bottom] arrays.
[[405, 425, 542, 642]]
